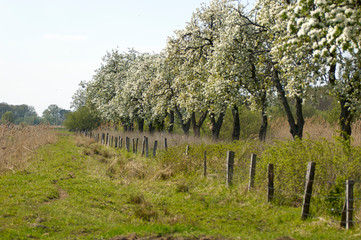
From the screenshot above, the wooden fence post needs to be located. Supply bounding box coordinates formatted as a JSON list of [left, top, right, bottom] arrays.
[[186, 145, 190, 155], [106, 133, 109, 146], [111, 136, 114, 147], [248, 154, 257, 190], [126, 137, 130, 152], [141, 136, 146, 157], [226, 151, 235, 187], [145, 137, 149, 157], [132, 138, 135, 153], [204, 151, 207, 177], [114, 136, 118, 148], [153, 140, 158, 157], [346, 180, 355, 229], [268, 164, 274, 202], [135, 138, 139, 153], [101, 133, 105, 145], [120, 137, 123, 149], [341, 202, 347, 228], [301, 162, 316, 220], [164, 138, 168, 151]]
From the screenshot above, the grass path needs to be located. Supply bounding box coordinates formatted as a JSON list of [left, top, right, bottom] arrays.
[[1, 134, 360, 239]]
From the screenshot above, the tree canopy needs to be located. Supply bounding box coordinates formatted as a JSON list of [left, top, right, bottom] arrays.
[[71, 0, 361, 140]]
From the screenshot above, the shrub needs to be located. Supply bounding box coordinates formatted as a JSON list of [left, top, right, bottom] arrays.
[[64, 107, 101, 131]]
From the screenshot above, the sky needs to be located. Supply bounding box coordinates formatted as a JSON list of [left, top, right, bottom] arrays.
[[0, 0, 255, 116]]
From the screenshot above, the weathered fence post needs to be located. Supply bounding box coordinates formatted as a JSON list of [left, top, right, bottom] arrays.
[[145, 137, 149, 157], [186, 145, 190, 156], [114, 136, 118, 148], [111, 136, 114, 147], [164, 138, 168, 151], [135, 138, 139, 153], [301, 162, 316, 220], [268, 164, 274, 202], [106, 133, 109, 146], [101, 133, 105, 145], [141, 136, 146, 157], [204, 151, 207, 177], [153, 140, 158, 157], [132, 138, 135, 153], [248, 154, 257, 190], [126, 137, 130, 152], [120, 137, 123, 149], [341, 202, 347, 228], [226, 151, 235, 187], [346, 180, 355, 229]]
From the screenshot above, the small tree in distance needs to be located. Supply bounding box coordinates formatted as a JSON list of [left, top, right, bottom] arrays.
[[64, 106, 101, 131], [1, 111, 14, 124]]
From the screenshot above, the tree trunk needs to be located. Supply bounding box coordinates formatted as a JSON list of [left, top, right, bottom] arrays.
[[295, 95, 304, 139], [148, 123, 155, 134], [231, 106, 240, 141], [137, 118, 144, 132], [329, 62, 353, 141], [191, 111, 208, 137], [259, 111, 268, 142], [258, 91, 268, 142], [123, 121, 132, 132], [272, 69, 303, 140], [168, 110, 174, 133], [175, 107, 191, 135], [340, 99, 352, 140], [210, 112, 225, 141], [157, 120, 165, 132]]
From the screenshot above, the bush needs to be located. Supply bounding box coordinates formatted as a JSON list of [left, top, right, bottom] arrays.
[[64, 107, 101, 131]]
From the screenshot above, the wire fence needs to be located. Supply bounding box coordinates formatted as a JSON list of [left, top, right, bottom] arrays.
[[79, 130, 361, 229]]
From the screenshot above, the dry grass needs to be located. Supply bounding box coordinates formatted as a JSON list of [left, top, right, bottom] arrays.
[[92, 117, 361, 147], [0, 124, 57, 173], [74, 134, 96, 147], [267, 117, 361, 145]]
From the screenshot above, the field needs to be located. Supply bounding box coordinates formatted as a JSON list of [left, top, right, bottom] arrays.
[[1, 125, 361, 239]]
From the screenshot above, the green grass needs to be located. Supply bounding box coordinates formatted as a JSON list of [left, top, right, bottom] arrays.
[[1, 134, 361, 239]]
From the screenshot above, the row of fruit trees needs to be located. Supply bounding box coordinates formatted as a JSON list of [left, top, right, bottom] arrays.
[[72, 0, 361, 141]]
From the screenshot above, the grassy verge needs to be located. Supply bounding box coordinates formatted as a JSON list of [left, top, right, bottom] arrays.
[[1, 134, 360, 239]]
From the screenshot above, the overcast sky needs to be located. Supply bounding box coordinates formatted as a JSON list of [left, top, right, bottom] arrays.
[[0, 0, 255, 115]]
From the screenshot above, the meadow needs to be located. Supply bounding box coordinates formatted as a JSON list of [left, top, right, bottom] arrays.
[[1, 122, 361, 239]]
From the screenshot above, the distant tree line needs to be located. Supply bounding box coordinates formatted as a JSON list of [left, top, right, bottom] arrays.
[[0, 102, 70, 126]]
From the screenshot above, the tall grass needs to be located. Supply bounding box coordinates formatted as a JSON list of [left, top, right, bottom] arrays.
[[0, 124, 57, 173], [94, 116, 361, 146], [268, 117, 361, 145]]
